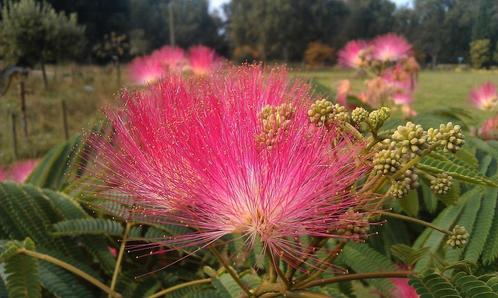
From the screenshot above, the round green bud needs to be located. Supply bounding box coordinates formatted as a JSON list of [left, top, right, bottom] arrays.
[[368, 106, 391, 129], [351, 107, 369, 123], [335, 209, 370, 240], [373, 149, 402, 176], [427, 122, 464, 153], [391, 122, 427, 156], [308, 99, 349, 127], [387, 169, 418, 199], [446, 225, 469, 248], [430, 173, 453, 195]]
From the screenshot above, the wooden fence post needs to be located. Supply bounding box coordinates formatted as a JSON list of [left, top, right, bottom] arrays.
[[61, 99, 69, 140], [11, 112, 18, 159], [19, 76, 28, 138]]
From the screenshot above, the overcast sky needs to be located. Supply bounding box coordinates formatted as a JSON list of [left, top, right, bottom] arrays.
[[208, 0, 413, 12]]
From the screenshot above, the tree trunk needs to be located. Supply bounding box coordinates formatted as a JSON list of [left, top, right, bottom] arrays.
[[41, 60, 48, 90]]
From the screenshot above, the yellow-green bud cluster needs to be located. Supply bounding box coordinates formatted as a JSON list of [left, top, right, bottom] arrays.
[[256, 103, 296, 148], [387, 169, 418, 199], [373, 149, 402, 175], [308, 99, 349, 127], [430, 173, 453, 195], [367, 107, 391, 129], [351, 107, 369, 124], [446, 225, 469, 248], [335, 209, 370, 240], [427, 122, 464, 153], [391, 122, 427, 156]]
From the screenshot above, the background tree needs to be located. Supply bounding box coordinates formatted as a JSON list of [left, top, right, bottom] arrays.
[[227, 0, 347, 61], [0, 0, 86, 89]]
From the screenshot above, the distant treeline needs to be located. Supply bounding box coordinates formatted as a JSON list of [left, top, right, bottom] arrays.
[[2, 0, 498, 66]]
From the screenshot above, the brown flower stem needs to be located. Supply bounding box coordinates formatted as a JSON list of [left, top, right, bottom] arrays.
[[341, 122, 364, 140], [109, 221, 133, 297], [283, 290, 333, 298], [267, 250, 290, 289], [377, 211, 451, 234], [18, 248, 121, 298], [293, 242, 346, 288], [148, 278, 211, 298], [297, 271, 412, 289], [209, 247, 251, 296]]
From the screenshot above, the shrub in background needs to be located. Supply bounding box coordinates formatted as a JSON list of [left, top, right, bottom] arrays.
[[470, 39, 491, 69], [304, 42, 335, 67]]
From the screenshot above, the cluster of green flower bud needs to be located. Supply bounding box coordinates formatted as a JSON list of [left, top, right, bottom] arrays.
[[427, 122, 465, 153], [373, 149, 402, 176], [367, 107, 391, 129], [387, 169, 418, 199], [446, 225, 469, 248], [334, 209, 370, 240], [256, 103, 296, 148], [391, 122, 428, 156], [308, 99, 349, 127], [351, 107, 369, 124], [430, 173, 453, 195]]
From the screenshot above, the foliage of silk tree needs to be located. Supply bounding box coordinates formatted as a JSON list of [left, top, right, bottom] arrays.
[[0, 0, 85, 89]]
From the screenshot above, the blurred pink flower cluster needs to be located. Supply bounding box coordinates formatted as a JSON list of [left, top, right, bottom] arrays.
[[88, 65, 375, 265], [128, 45, 222, 85], [337, 33, 419, 116], [0, 159, 38, 183], [468, 82, 498, 140], [470, 82, 497, 111]]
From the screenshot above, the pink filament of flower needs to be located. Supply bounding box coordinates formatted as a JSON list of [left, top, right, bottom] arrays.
[[89, 66, 371, 266]]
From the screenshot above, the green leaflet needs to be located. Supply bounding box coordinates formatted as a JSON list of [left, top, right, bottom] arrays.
[[482, 199, 498, 264], [2, 239, 41, 298], [418, 155, 498, 187], [26, 136, 81, 190], [463, 189, 498, 263], [52, 218, 124, 237], [212, 273, 242, 298], [38, 262, 94, 298], [410, 271, 498, 297], [340, 242, 395, 293], [409, 271, 460, 298]]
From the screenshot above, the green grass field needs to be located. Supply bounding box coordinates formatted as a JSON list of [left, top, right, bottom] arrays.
[[1, 66, 498, 165]]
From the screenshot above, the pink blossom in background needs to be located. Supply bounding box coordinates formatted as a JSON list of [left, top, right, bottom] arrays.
[[187, 45, 221, 75], [392, 92, 412, 105], [0, 159, 38, 183], [391, 278, 419, 298], [0, 168, 6, 181], [88, 66, 373, 266], [470, 82, 498, 110], [338, 40, 368, 69], [150, 46, 186, 72], [371, 33, 412, 62], [128, 56, 165, 85], [480, 115, 498, 140], [336, 80, 351, 106]]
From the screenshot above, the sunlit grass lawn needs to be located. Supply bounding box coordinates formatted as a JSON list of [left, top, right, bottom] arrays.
[[2, 66, 498, 164]]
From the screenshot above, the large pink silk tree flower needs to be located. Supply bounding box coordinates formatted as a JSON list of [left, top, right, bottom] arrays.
[[338, 40, 368, 69], [88, 66, 371, 266], [470, 82, 498, 110], [371, 33, 412, 63]]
